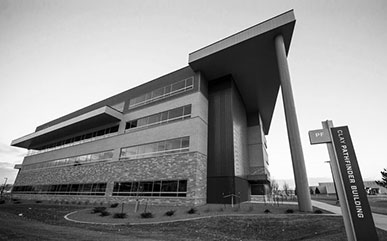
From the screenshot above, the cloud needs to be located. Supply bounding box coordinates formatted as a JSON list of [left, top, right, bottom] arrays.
[[0, 142, 25, 155], [0, 161, 14, 169]]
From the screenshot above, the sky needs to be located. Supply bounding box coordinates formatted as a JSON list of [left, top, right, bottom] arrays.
[[0, 0, 386, 188]]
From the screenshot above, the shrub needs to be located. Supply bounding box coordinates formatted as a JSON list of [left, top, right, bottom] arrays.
[[165, 210, 176, 216], [232, 207, 240, 212], [99, 210, 110, 217], [286, 209, 294, 214], [110, 203, 119, 208], [92, 206, 107, 214], [264, 209, 271, 214], [187, 208, 197, 214], [113, 213, 127, 219], [141, 212, 154, 219], [314, 209, 323, 214], [0, 200, 5, 204]]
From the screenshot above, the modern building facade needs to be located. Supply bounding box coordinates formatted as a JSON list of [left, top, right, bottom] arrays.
[[11, 10, 312, 209]]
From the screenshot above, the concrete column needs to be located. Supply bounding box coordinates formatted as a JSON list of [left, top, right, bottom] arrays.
[[274, 34, 312, 212]]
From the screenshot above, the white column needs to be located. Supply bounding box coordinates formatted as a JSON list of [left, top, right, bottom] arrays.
[[274, 34, 312, 212]]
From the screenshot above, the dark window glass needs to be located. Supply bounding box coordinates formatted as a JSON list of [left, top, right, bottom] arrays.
[[84, 133, 92, 139], [110, 125, 119, 133], [140, 182, 153, 192], [120, 182, 132, 192], [131, 182, 139, 193], [161, 181, 178, 192], [82, 184, 93, 193], [96, 129, 105, 136], [113, 182, 120, 192], [178, 180, 187, 192]]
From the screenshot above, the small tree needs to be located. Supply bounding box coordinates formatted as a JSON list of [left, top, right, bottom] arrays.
[[283, 182, 290, 196], [375, 168, 387, 188], [271, 179, 279, 195]]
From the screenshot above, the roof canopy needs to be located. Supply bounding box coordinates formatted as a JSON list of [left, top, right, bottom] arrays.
[[11, 106, 122, 149], [189, 10, 296, 134]]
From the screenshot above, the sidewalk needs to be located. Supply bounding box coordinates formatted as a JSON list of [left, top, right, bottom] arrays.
[[311, 200, 387, 231]]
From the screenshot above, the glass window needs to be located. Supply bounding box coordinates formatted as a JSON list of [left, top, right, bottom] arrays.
[[166, 138, 181, 150], [168, 107, 184, 120], [140, 182, 153, 192], [82, 184, 93, 193], [148, 114, 161, 125], [144, 143, 157, 154], [164, 85, 171, 95], [138, 118, 148, 127], [161, 181, 178, 192], [157, 141, 166, 152], [186, 77, 193, 87], [171, 80, 185, 92], [131, 182, 139, 193], [183, 105, 192, 116], [182, 137, 190, 149], [178, 180, 188, 192], [152, 87, 164, 99]]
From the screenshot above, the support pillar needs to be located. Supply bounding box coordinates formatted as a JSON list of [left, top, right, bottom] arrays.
[[274, 34, 312, 212]]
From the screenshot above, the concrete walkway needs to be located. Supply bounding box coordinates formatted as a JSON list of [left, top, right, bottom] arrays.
[[311, 200, 387, 231]]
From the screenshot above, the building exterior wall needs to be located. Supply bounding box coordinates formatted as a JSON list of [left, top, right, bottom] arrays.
[[13, 152, 206, 206], [13, 67, 208, 206]]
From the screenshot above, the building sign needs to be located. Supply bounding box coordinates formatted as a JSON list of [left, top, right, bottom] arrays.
[[331, 126, 378, 241], [308, 129, 331, 145]]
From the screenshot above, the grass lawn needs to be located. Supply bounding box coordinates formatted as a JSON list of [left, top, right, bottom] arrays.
[[312, 194, 387, 215], [1, 199, 387, 241]]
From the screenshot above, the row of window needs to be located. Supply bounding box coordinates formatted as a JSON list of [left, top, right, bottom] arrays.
[[129, 77, 194, 109], [38, 125, 119, 151], [126, 105, 191, 130], [113, 180, 187, 197], [23, 150, 114, 171], [120, 137, 189, 160], [12, 183, 107, 196]]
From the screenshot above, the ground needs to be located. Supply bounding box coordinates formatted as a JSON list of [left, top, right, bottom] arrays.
[[0, 197, 386, 241]]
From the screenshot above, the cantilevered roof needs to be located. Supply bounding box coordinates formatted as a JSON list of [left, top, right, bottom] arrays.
[[11, 106, 123, 150], [189, 10, 296, 134]]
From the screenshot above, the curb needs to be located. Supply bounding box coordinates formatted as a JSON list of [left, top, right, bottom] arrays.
[[64, 209, 340, 226]]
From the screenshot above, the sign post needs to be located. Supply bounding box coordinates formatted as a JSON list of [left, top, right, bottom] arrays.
[[309, 120, 378, 241]]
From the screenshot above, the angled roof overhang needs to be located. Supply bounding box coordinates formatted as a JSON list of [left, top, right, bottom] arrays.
[[11, 106, 123, 150], [189, 10, 296, 134]]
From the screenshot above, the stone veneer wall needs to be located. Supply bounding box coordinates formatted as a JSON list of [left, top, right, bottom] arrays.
[[13, 152, 207, 206]]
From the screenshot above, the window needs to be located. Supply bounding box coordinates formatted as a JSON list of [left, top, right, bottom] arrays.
[[12, 182, 107, 196], [112, 180, 187, 197], [125, 105, 191, 131], [23, 150, 114, 171], [120, 137, 189, 160], [128, 77, 194, 109]]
